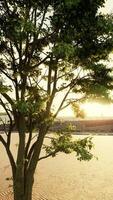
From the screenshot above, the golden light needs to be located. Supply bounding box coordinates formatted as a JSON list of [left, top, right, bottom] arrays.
[[58, 106, 75, 118], [81, 102, 113, 118], [58, 102, 113, 119]]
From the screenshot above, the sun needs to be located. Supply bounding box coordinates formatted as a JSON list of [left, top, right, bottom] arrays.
[[58, 102, 113, 119], [81, 102, 113, 118]]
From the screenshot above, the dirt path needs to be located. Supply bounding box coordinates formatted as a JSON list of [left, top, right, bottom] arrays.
[[0, 134, 113, 200]]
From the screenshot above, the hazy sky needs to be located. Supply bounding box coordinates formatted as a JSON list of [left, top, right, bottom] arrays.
[[101, 0, 113, 14]]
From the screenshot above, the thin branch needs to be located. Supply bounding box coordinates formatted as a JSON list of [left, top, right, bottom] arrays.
[[52, 67, 58, 95], [6, 46, 17, 62], [0, 117, 8, 136], [37, 69, 48, 85], [4, 0, 10, 15], [60, 95, 86, 111], [52, 67, 78, 84], [9, 41, 17, 64], [47, 62, 52, 95], [9, 42, 20, 100], [31, 133, 39, 141], [0, 69, 14, 82], [23, 7, 30, 65], [38, 150, 58, 161], [27, 7, 48, 66], [38, 7, 48, 35], [45, 136, 55, 140], [27, 141, 37, 162], [54, 73, 89, 117], [54, 88, 71, 118], [57, 69, 83, 92], [1, 93, 14, 107], [0, 135, 16, 178], [25, 117, 33, 158], [37, 84, 47, 92], [0, 99, 13, 147], [29, 55, 50, 71], [46, 61, 58, 113], [3, 53, 11, 63]]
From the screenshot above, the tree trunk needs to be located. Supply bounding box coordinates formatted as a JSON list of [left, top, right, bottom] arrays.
[[13, 114, 26, 200], [24, 176, 34, 200], [12, 116, 48, 200], [24, 126, 47, 200], [13, 178, 25, 200], [13, 176, 34, 200]]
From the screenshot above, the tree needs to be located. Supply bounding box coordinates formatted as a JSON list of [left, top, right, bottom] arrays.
[[0, 0, 113, 200]]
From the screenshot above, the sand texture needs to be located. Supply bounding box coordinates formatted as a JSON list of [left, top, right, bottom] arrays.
[[0, 134, 113, 199]]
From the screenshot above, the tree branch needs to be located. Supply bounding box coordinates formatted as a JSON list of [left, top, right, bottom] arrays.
[[47, 62, 52, 95], [27, 141, 37, 162], [25, 117, 33, 158], [0, 99, 13, 147], [0, 69, 14, 82], [29, 55, 50, 71], [54, 88, 71, 117], [4, 0, 10, 15], [27, 126, 47, 174], [1, 93, 14, 107], [59, 95, 86, 111], [27, 6, 48, 66], [46, 61, 58, 113], [38, 150, 58, 161], [0, 135, 16, 178]]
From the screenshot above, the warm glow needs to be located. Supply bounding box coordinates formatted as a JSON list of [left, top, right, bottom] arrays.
[[81, 102, 113, 118], [58, 106, 75, 118], [58, 102, 113, 119]]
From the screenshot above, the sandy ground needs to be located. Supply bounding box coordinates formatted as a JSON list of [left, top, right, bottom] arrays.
[[0, 134, 113, 199]]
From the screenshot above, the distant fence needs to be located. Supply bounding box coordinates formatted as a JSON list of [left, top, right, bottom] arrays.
[[0, 119, 113, 133], [51, 119, 113, 133]]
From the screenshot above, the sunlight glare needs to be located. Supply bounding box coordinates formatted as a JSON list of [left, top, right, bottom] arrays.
[[81, 102, 113, 118], [58, 102, 113, 119]]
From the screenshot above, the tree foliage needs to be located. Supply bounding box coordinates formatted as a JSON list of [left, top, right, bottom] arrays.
[[44, 133, 93, 161]]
